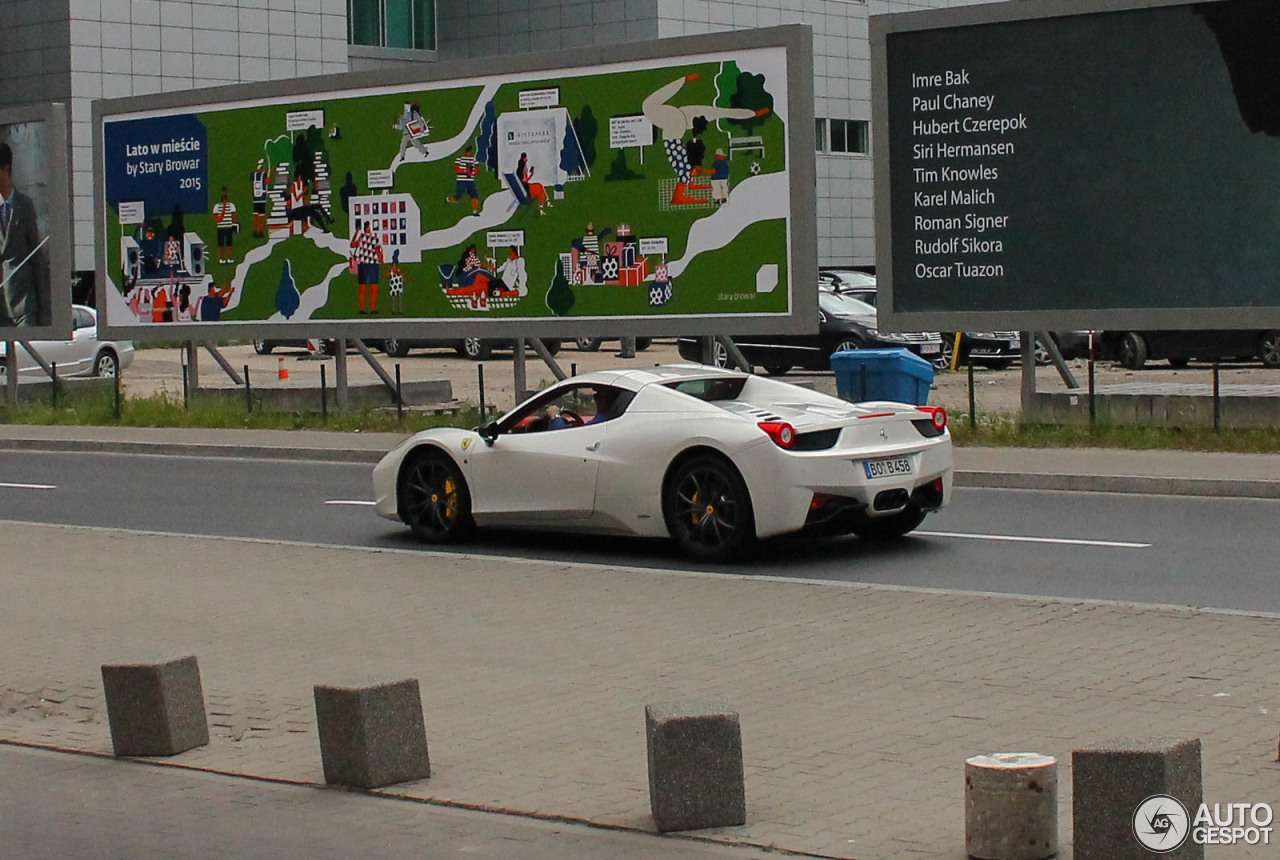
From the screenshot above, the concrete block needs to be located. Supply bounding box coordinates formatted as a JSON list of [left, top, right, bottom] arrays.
[[314, 678, 430, 789], [101, 656, 209, 757], [1073, 736, 1202, 860], [645, 701, 745, 832], [965, 752, 1057, 860]]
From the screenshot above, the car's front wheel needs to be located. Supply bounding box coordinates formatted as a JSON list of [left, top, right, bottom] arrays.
[[1033, 337, 1052, 366], [383, 338, 410, 358], [461, 337, 492, 361], [711, 340, 730, 369], [1118, 332, 1148, 370], [1259, 331, 1280, 368], [763, 365, 792, 376], [92, 349, 119, 377], [253, 339, 272, 355], [663, 454, 755, 561], [575, 336, 602, 352], [398, 450, 475, 543], [848, 505, 927, 541]]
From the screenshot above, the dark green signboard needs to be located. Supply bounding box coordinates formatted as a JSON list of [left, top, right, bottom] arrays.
[[872, 0, 1280, 331]]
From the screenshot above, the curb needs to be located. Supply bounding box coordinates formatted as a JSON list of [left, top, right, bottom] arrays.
[[954, 470, 1280, 500], [6, 436, 1280, 499]]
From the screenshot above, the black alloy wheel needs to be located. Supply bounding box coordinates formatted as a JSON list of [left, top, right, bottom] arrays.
[[763, 365, 792, 376], [1259, 331, 1280, 368], [383, 338, 410, 358], [253, 339, 272, 355], [575, 337, 602, 351], [663, 455, 755, 561], [398, 451, 475, 543], [1118, 332, 1148, 370], [462, 337, 492, 361]]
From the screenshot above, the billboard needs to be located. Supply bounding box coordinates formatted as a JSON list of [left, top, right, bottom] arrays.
[[0, 103, 72, 340], [872, 0, 1280, 331], [95, 26, 815, 341]]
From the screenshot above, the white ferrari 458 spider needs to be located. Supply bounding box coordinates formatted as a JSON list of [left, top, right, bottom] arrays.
[[373, 365, 953, 561]]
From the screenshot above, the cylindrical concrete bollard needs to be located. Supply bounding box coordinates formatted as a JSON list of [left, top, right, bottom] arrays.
[[965, 752, 1058, 860]]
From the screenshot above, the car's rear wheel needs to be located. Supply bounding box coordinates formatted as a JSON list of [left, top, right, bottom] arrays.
[[398, 450, 475, 543], [1033, 337, 1052, 366], [544, 339, 562, 356], [711, 340, 730, 369], [253, 339, 272, 355], [1118, 332, 1148, 370], [92, 349, 119, 378], [663, 454, 755, 561], [1167, 357, 1190, 369], [1259, 331, 1280, 368], [383, 338, 410, 358], [848, 505, 927, 541], [834, 337, 865, 354], [461, 337, 492, 361], [575, 337, 602, 352], [763, 365, 792, 376], [636, 337, 653, 351]]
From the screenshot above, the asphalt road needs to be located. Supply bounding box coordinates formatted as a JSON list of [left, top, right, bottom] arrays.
[[0, 449, 1275, 613]]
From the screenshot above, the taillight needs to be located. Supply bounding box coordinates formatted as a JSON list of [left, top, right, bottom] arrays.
[[758, 421, 796, 449], [918, 406, 948, 431]]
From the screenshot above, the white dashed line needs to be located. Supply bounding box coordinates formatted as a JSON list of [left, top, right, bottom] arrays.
[[325, 500, 377, 506], [0, 482, 56, 490], [917, 530, 1150, 549]]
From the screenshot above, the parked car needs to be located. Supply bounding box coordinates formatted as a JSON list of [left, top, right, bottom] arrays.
[[572, 336, 653, 352], [678, 290, 942, 374], [0, 305, 134, 378], [373, 365, 953, 561], [380, 337, 562, 361], [818, 273, 1019, 369], [1033, 331, 1093, 365], [1098, 329, 1280, 369]]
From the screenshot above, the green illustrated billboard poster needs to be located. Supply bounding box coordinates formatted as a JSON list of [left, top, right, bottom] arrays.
[[94, 26, 815, 341]]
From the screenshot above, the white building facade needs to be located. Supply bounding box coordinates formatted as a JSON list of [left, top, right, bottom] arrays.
[[0, 0, 988, 284]]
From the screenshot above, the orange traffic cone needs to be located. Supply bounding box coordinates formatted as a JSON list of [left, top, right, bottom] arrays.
[[278, 356, 289, 380]]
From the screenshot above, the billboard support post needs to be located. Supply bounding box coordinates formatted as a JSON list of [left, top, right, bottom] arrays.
[[185, 342, 200, 391], [513, 340, 527, 403], [335, 340, 349, 412]]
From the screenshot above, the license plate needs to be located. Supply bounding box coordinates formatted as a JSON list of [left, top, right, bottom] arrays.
[[919, 344, 940, 354], [863, 456, 913, 479]]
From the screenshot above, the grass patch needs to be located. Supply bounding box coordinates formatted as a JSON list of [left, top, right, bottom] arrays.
[[951, 412, 1280, 454], [0, 387, 481, 435]]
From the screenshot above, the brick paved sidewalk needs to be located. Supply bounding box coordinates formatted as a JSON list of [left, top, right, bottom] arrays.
[[1, 522, 1277, 858]]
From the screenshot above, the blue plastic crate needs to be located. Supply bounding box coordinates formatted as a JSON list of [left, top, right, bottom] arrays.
[[830, 348, 934, 406]]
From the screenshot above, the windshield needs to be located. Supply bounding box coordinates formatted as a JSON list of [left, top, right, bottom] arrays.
[[820, 292, 876, 317]]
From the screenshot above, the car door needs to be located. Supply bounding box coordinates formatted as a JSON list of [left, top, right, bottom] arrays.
[[467, 420, 608, 524]]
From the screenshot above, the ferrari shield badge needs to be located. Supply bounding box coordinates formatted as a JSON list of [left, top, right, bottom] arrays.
[[461, 438, 472, 451]]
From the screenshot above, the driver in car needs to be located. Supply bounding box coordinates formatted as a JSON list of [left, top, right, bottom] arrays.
[[545, 388, 619, 430]]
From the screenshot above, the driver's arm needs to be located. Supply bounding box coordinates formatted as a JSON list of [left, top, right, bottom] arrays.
[[546, 404, 568, 430]]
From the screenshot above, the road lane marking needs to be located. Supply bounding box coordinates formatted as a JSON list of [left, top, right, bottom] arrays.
[[917, 530, 1150, 549], [0, 482, 56, 490], [325, 500, 376, 506]]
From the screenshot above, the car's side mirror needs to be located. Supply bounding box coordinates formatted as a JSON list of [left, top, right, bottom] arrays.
[[478, 422, 500, 446]]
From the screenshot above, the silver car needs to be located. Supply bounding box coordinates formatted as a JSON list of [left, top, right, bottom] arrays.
[[0, 305, 135, 378]]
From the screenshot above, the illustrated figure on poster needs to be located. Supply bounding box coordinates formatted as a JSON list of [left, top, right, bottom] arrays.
[[523, 163, 551, 214], [151, 280, 173, 323], [641, 74, 766, 205], [350, 221, 383, 314], [710, 148, 730, 205], [251, 160, 269, 237], [393, 102, 430, 161], [174, 283, 197, 322], [446, 146, 481, 216], [649, 262, 674, 307], [213, 186, 238, 264], [162, 232, 183, 277], [288, 172, 309, 235], [138, 227, 162, 274], [133, 280, 153, 321], [387, 250, 412, 315], [514, 153, 529, 196], [197, 280, 235, 322], [495, 246, 527, 296], [0, 141, 49, 327]]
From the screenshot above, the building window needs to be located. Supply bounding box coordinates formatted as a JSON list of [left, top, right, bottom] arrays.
[[349, 0, 436, 50], [816, 118, 869, 155]]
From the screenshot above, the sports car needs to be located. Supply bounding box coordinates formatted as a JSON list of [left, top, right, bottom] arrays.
[[372, 365, 953, 561]]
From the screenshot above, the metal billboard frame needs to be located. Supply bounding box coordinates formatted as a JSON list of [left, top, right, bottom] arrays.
[[870, 0, 1280, 332], [0, 102, 74, 341], [94, 25, 816, 343]]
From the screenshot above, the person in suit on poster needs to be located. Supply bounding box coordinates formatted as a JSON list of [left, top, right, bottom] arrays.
[[0, 141, 49, 327]]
